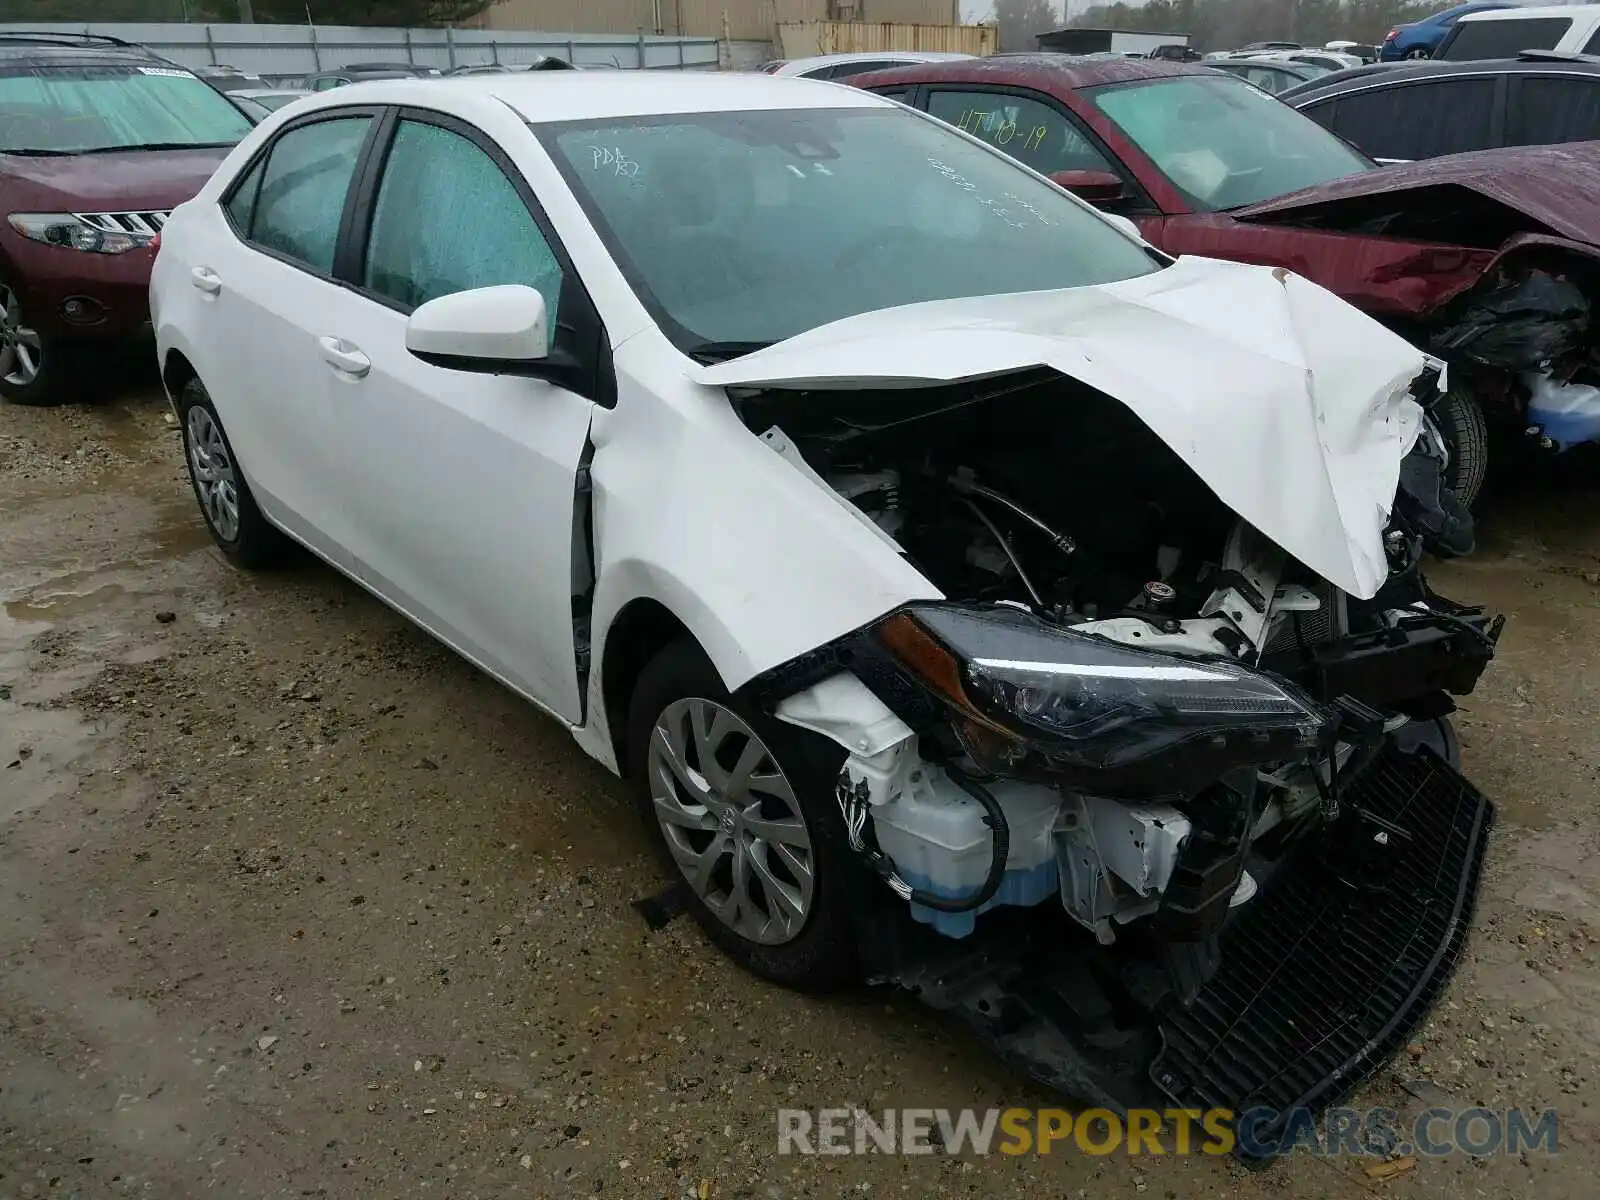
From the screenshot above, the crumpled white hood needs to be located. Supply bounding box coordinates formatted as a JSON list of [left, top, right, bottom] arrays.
[[698, 256, 1425, 600]]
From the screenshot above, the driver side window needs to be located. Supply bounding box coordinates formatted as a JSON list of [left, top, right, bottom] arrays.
[[925, 89, 1114, 177], [361, 118, 563, 336]]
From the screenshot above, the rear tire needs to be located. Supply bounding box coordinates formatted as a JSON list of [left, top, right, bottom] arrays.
[[1434, 383, 1489, 509], [626, 638, 860, 991], [177, 377, 289, 568]]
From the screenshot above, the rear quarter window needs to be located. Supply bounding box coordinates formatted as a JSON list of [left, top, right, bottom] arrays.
[[1508, 75, 1600, 145]]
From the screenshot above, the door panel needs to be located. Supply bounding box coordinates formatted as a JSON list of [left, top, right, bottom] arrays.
[[319, 115, 593, 720], [203, 113, 375, 562]]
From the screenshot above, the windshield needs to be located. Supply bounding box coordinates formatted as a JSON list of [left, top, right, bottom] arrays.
[[0, 65, 251, 154], [538, 106, 1157, 355], [1086, 74, 1371, 211]]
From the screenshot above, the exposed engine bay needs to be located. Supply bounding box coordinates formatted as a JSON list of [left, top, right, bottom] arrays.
[[740, 367, 1502, 1141]]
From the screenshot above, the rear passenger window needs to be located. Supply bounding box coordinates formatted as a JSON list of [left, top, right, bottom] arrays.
[[925, 89, 1115, 176], [1439, 17, 1573, 60], [1329, 78, 1496, 159], [1508, 76, 1600, 145], [1587, 28, 1600, 53], [247, 116, 371, 273]]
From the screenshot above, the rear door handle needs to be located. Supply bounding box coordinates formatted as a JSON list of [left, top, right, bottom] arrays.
[[318, 335, 371, 378], [191, 266, 221, 295]]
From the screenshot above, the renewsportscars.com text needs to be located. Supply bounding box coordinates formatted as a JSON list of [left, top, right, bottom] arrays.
[[777, 1106, 1560, 1159]]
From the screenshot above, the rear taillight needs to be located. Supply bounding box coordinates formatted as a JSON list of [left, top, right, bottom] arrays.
[[1383, 28, 1400, 41]]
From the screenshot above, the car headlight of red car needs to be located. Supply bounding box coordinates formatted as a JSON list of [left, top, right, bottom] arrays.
[[7, 213, 152, 255]]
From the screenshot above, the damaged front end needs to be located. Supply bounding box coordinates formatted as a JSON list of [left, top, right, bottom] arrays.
[[736, 353, 1500, 1155], [1430, 257, 1600, 453]]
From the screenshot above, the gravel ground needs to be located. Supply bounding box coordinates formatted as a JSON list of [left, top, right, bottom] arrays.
[[3, 385, 1599, 1200]]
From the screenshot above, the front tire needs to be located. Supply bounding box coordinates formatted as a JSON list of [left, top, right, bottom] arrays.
[[178, 377, 289, 568], [1434, 382, 1490, 508], [626, 638, 860, 991]]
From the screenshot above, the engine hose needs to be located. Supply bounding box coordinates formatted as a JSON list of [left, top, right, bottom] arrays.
[[883, 765, 1012, 914]]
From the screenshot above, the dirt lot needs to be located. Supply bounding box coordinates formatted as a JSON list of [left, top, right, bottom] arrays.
[[2, 384, 1599, 1200]]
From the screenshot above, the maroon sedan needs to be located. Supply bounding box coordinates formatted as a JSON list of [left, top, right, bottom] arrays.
[[853, 56, 1600, 505]]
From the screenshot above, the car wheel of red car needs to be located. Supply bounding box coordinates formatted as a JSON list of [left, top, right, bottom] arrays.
[[1435, 383, 1489, 509], [0, 281, 86, 407]]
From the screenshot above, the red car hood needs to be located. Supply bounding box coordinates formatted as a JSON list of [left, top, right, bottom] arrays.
[[0, 145, 232, 213], [1233, 142, 1600, 246]]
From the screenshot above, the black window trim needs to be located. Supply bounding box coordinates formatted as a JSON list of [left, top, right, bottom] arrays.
[[218, 104, 387, 288], [339, 104, 613, 407], [910, 80, 1159, 216]]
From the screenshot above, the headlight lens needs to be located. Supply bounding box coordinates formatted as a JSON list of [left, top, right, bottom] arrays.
[[873, 604, 1329, 793], [7, 213, 151, 255]]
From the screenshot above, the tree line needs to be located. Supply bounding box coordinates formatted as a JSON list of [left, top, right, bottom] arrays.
[[996, 0, 1462, 52]]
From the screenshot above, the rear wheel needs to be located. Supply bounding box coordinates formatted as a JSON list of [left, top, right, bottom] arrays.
[[1403, 47, 1431, 59], [626, 638, 860, 991], [178, 377, 289, 568], [1434, 383, 1489, 509], [0, 281, 88, 406]]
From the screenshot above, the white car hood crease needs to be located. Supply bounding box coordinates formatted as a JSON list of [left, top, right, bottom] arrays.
[[697, 256, 1424, 600]]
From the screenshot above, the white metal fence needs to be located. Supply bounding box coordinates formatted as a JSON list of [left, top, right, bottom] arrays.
[[0, 22, 720, 76]]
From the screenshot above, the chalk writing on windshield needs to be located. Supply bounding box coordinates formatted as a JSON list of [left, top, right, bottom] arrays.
[[926, 157, 1025, 230], [586, 145, 639, 176]]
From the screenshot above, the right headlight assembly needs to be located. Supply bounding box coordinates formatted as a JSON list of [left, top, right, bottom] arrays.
[[867, 604, 1331, 795]]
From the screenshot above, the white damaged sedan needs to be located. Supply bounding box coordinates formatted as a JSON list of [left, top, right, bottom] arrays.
[[151, 70, 1502, 1147]]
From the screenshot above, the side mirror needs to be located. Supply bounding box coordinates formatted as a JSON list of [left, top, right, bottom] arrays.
[[1049, 168, 1126, 205], [405, 285, 549, 372]]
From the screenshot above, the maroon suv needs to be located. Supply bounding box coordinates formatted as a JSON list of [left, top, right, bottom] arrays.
[[0, 32, 251, 405]]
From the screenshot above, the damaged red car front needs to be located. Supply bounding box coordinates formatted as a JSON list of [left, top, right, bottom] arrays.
[[1226, 143, 1600, 486], [849, 58, 1600, 505]]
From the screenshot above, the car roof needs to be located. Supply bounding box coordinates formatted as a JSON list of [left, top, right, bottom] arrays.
[[1280, 52, 1600, 101], [308, 70, 894, 123], [779, 50, 972, 69], [0, 35, 163, 70], [1456, 3, 1599, 18], [851, 52, 1215, 91]]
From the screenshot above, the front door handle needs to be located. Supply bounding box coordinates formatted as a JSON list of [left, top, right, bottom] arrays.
[[318, 335, 371, 379], [191, 266, 221, 295]]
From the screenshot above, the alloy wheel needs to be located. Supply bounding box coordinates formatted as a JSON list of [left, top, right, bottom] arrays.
[[185, 405, 242, 542], [645, 697, 815, 945], [0, 284, 43, 388]]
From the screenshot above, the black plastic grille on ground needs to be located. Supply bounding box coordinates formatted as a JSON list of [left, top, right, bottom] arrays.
[[1150, 745, 1492, 1149]]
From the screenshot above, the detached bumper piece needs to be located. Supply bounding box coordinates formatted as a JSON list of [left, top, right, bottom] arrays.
[[886, 744, 1491, 1159], [1264, 608, 1504, 708], [1151, 743, 1491, 1157]]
